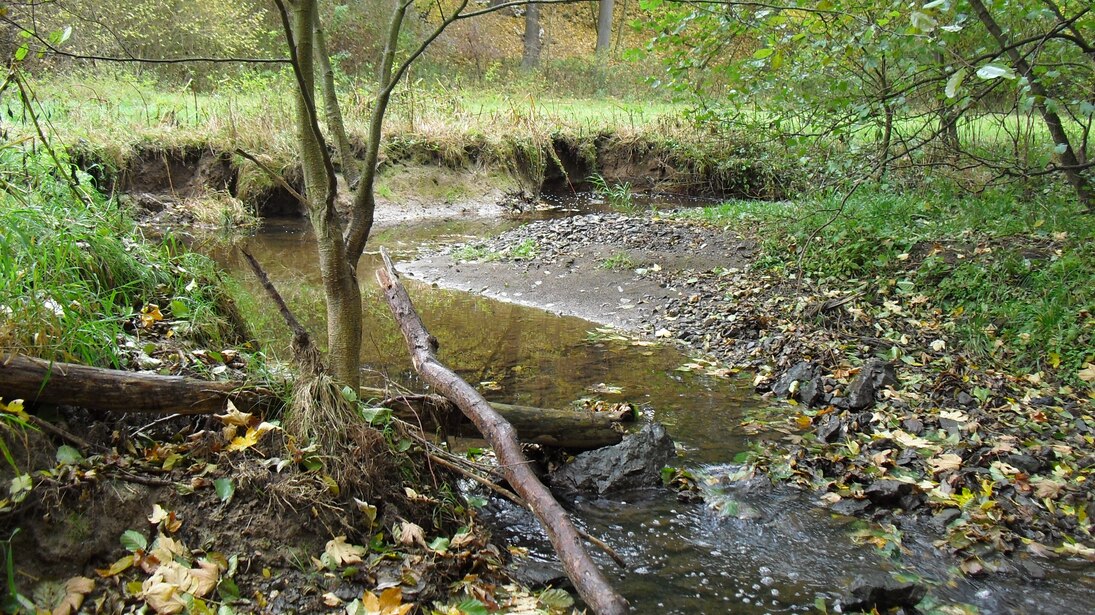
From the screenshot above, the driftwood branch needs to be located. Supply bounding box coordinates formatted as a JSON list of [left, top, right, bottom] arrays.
[[375, 391, 628, 450], [376, 248, 629, 615]]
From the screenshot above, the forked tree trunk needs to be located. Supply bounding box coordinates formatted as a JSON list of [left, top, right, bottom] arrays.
[[313, 4, 360, 187]]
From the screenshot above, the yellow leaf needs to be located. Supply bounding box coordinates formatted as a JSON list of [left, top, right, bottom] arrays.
[[324, 535, 366, 566], [96, 554, 133, 577], [362, 592, 381, 614], [140, 304, 164, 328], [148, 504, 170, 525], [0, 398, 28, 420], [226, 421, 279, 452], [215, 400, 254, 427], [378, 587, 403, 611]]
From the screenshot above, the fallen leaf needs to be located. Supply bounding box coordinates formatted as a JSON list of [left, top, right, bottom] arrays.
[[1078, 363, 1095, 383], [325, 535, 367, 566], [215, 401, 254, 427], [929, 453, 963, 474], [51, 576, 94, 615], [324, 592, 343, 607], [226, 421, 279, 452], [397, 522, 427, 548]]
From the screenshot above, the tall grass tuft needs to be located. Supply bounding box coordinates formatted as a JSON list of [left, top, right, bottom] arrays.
[[0, 148, 240, 367]]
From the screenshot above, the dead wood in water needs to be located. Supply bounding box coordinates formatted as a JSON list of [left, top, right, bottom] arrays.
[[371, 390, 629, 451], [376, 247, 630, 615]]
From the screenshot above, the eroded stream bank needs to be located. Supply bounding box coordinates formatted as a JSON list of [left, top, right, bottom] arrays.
[[219, 209, 1095, 613]]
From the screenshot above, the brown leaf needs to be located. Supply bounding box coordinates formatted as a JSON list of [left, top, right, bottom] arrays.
[[52, 576, 94, 615]]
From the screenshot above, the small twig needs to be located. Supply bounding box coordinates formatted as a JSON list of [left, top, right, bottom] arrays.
[[130, 413, 183, 440], [106, 469, 174, 487], [239, 248, 323, 375], [26, 415, 93, 450]]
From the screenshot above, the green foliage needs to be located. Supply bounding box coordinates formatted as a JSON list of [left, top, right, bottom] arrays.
[[638, 0, 1094, 195], [589, 173, 634, 212], [693, 186, 1095, 382], [600, 251, 636, 271], [0, 149, 238, 367]]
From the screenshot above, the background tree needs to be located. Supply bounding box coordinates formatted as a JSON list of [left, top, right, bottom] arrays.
[[637, 0, 1093, 208], [596, 0, 614, 55], [523, 1, 543, 69]]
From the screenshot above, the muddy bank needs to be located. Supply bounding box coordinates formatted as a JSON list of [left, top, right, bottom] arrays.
[[404, 210, 1095, 588], [74, 130, 796, 227]]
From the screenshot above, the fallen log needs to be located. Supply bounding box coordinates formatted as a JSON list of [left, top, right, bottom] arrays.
[[0, 355, 626, 450], [376, 249, 629, 615], [372, 391, 628, 450], [0, 354, 269, 415]]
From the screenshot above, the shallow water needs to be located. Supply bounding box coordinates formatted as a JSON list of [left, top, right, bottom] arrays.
[[214, 213, 1095, 614]]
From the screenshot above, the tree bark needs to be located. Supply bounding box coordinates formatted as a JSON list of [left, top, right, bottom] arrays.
[[313, 4, 360, 188], [278, 0, 364, 389], [522, 1, 541, 70], [376, 250, 629, 615], [0, 355, 269, 415], [596, 0, 614, 57], [968, 0, 1093, 212]]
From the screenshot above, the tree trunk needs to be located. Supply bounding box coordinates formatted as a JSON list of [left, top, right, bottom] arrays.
[[376, 251, 630, 615], [968, 0, 1093, 212], [522, 1, 541, 70], [313, 5, 360, 188], [284, 0, 364, 389], [596, 0, 614, 57]]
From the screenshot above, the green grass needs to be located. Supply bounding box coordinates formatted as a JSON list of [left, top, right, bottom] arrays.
[[0, 148, 240, 367], [690, 184, 1095, 382], [600, 251, 637, 271]]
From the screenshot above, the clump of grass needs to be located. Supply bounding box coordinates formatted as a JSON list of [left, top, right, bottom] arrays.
[[691, 185, 1095, 382], [0, 149, 240, 367], [508, 238, 538, 260], [589, 173, 635, 212], [600, 251, 637, 271]]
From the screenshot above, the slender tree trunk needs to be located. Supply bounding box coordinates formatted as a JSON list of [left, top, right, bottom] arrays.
[[313, 5, 360, 187], [522, 2, 541, 70], [968, 0, 1093, 211], [287, 0, 363, 389], [343, 0, 410, 262], [595, 0, 614, 57]]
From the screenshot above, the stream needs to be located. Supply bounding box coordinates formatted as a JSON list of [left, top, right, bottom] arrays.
[[210, 207, 1095, 614]]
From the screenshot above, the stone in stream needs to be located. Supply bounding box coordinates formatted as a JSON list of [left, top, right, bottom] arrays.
[[839, 577, 927, 613], [551, 422, 675, 495], [771, 361, 824, 405]]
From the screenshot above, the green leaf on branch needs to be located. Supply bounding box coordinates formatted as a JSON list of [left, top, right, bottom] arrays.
[[976, 64, 1015, 80], [945, 68, 966, 99]]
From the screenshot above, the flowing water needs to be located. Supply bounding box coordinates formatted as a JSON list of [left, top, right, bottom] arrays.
[[212, 212, 1095, 614]]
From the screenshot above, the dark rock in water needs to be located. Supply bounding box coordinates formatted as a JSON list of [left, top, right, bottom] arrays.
[[506, 558, 569, 590], [771, 361, 818, 400], [864, 479, 916, 506], [799, 376, 824, 407], [552, 422, 675, 495], [932, 507, 963, 530], [830, 497, 871, 516], [846, 358, 898, 410], [840, 577, 926, 613]]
